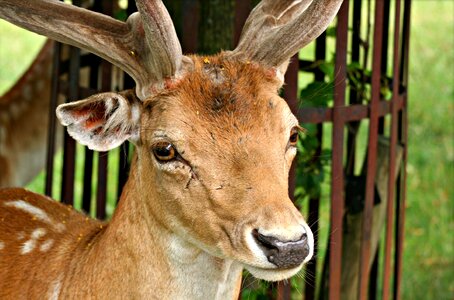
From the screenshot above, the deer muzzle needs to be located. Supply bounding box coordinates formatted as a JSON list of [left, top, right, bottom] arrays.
[[252, 228, 311, 269]]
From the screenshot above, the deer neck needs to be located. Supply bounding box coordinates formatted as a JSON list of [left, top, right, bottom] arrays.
[[77, 160, 243, 299]]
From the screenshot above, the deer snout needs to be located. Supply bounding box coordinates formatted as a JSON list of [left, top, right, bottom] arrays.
[[252, 228, 312, 269]]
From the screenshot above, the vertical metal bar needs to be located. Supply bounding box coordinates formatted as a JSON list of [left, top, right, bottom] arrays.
[[394, 1, 412, 298], [60, 45, 80, 205], [96, 151, 108, 220], [82, 148, 94, 213], [382, 1, 401, 299], [304, 31, 326, 300], [117, 141, 130, 200], [234, 0, 252, 46], [45, 42, 62, 197], [182, 0, 200, 53], [60, 0, 82, 204], [358, 1, 385, 299], [330, 2, 349, 299], [276, 281, 291, 300]]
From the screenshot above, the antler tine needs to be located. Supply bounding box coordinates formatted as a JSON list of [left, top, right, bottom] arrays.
[[134, 0, 183, 81], [0, 0, 186, 100], [232, 0, 343, 70]]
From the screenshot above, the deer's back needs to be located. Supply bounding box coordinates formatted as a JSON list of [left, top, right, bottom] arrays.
[[0, 188, 102, 298]]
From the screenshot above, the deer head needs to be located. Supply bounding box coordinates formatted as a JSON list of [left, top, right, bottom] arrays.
[[0, 0, 342, 283]]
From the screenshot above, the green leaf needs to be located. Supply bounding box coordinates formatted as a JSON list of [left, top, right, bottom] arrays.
[[325, 26, 337, 37], [320, 61, 335, 80], [299, 81, 334, 107]]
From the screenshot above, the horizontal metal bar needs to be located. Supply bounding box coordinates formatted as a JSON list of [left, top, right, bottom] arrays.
[[298, 94, 406, 124]]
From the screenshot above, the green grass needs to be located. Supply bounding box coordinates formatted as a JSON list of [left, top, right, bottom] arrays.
[[0, 2, 453, 299], [0, 21, 45, 92], [402, 1, 454, 299]]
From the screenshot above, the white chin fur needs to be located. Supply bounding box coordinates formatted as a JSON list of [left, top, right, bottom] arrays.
[[303, 222, 314, 263], [245, 264, 303, 282]]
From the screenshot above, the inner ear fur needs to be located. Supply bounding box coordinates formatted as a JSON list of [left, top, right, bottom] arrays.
[[56, 90, 142, 151]]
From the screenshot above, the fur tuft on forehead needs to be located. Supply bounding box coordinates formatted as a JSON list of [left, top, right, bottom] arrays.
[[144, 54, 284, 133]]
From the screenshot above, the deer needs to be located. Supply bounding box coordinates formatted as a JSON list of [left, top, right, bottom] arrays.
[[0, 0, 114, 188], [0, 40, 54, 188], [0, 0, 342, 298]]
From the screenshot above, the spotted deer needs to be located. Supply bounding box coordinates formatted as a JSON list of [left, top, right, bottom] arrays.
[[0, 0, 102, 188], [0, 0, 342, 298], [0, 40, 54, 187]]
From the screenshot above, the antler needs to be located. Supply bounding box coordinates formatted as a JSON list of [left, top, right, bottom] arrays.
[[231, 0, 343, 70], [0, 0, 185, 100]]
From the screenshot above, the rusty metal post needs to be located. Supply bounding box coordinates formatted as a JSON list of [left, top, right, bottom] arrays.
[[45, 41, 62, 198], [182, 0, 200, 53], [358, 0, 385, 298], [382, 1, 401, 299], [234, 0, 252, 46], [61, 15, 82, 205], [329, 1, 349, 299]]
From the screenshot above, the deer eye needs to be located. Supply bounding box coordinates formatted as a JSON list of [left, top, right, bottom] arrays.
[[289, 127, 299, 147], [152, 142, 177, 162]]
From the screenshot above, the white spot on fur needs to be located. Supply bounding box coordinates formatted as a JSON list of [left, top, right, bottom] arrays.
[[4, 200, 64, 232], [4, 200, 52, 224], [31, 228, 47, 239], [21, 228, 47, 254], [0, 241, 4, 250], [21, 239, 36, 254], [40, 239, 54, 252], [49, 274, 63, 300]]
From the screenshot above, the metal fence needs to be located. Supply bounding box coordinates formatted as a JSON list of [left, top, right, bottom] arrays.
[[43, 0, 411, 299]]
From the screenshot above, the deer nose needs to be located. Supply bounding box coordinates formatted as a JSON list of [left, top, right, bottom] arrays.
[[252, 229, 310, 269]]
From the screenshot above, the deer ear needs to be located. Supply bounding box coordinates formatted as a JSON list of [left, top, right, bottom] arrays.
[[56, 90, 142, 151]]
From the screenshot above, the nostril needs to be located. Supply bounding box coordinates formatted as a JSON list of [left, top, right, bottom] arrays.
[[252, 229, 279, 250], [252, 229, 310, 269]]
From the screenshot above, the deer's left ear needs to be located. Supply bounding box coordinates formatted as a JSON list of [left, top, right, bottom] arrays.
[[56, 90, 142, 151]]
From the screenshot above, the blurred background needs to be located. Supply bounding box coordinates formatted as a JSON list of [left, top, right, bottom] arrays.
[[0, 1, 452, 299]]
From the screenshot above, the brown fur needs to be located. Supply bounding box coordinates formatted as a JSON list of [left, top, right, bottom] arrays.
[[0, 0, 345, 297], [0, 188, 103, 298], [0, 54, 306, 299]]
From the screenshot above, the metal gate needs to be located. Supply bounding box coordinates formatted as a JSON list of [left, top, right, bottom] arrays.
[[43, 0, 411, 299]]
